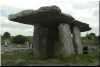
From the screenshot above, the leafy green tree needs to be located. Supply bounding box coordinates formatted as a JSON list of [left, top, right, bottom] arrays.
[[12, 35, 27, 44], [86, 33, 96, 40], [2, 32, 11, 45], [3, 32, 10, 39]]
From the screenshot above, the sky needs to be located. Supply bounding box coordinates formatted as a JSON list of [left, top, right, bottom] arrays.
[[0, 0, 99, 36]]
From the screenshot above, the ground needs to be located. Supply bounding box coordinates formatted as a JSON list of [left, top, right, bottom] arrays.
[[1, 37, 99, 66], [1, 48, 99, 66]]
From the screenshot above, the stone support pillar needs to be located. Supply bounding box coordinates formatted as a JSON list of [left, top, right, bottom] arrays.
[[58, 23, 74, 56], [73, 26, 82, 54], [33, 24, 48, 59], [32, 24, 59, 59]]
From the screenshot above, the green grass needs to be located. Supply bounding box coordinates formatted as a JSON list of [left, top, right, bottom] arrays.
[[1, 49, 99, 66], [59, 54, 98, 65], [81, 38, 98, 46], [1, 49, 33, 66]]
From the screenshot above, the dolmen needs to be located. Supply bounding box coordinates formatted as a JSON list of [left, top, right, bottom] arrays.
[[8, 5, 91, 59]]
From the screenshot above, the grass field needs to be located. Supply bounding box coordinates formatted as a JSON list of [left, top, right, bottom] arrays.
[[1, 36, 99, 66], [1, 49, 99, 66]]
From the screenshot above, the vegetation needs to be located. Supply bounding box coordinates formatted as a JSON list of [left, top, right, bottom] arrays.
[[1, 50, 98, 66], [81, 33, 98, 46], [1, 32, 99, 66], [86, 33, 96, 40], [1, 32, 98, 46], [12, 35, 28, 44], [3, 32, 11, 39], [1, 32, 33, 45], [1, 32, 11, 45]]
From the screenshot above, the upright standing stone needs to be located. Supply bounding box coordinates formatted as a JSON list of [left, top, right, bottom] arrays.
[[33, 24, 40, 58], [73, 26, 82, 54], [58, 23, 74, 56], [33, 24, 48, 59]]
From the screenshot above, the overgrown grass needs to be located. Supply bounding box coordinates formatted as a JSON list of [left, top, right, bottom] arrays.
[[81, 38, 97, 46], [1, 49, 99, 66], [1, 49, 33, 66], [59, 54, 98, 66]]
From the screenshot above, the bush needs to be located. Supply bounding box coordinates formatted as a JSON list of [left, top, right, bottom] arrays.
[[12, 35, 27, 44], [3, 32, 11, 39]]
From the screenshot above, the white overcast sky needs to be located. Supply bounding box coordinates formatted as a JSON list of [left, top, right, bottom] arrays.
[[0, 0, 99, 36]]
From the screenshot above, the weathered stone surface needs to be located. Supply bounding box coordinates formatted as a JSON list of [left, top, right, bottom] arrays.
[[72, 20, 91, 32], [58, 23, 74, 56], [33, 24, 59, 58], [8, 5, 62, 26], [8, 6, 91, 32], [33, 24, 48, 58], [73, 26, 82, 54]]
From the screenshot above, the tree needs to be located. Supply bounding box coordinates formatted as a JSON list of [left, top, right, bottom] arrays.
[[86, 33, 96, 40], [3, 32, 10, 39], [12, 35, 27, 44], [2, 32, 11, 46]]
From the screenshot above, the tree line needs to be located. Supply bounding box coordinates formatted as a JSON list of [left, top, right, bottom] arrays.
[[1, 32, 32, 45], [1, 32, 99, 45]]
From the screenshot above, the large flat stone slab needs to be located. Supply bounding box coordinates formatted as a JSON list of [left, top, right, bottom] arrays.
[[8, 6, 91, 32]]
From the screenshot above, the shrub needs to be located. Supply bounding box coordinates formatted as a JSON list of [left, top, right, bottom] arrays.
[[12, 35, 27, 44]]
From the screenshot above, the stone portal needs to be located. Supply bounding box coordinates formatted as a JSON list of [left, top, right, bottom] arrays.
[[8, 5, 91, 59]]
